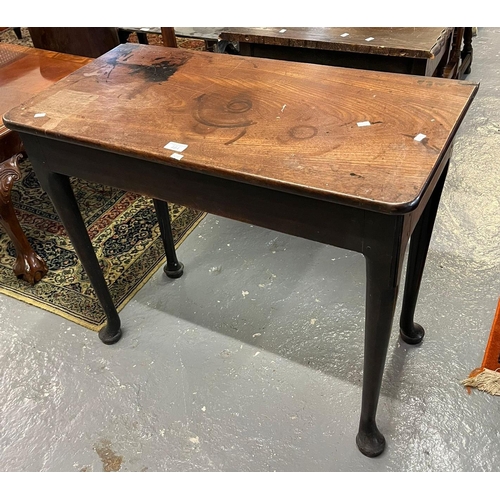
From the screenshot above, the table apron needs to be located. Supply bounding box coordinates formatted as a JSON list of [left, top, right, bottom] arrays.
[[20, 133, 426, 256], [238, 43, 443, 76]]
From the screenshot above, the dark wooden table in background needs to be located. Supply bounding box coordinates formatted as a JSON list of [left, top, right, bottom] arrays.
[[219, 27, 473, 78], [0, 43, 92, 283], [3, 44, 478, 457]]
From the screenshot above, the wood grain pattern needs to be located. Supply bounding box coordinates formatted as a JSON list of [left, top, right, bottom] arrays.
[[3, 44, 478, 213], [218, 27, 454, 59]]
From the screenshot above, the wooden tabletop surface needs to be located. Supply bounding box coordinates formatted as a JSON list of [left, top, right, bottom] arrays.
[[3, 44, 478, 213], [218, 27, 455, 59], [0, 43, 92, 120]]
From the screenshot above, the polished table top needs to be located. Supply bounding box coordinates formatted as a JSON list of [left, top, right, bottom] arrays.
[[0, 43, 92, 124], [218, 27, 454, 59], [4, 44, 477, 214]]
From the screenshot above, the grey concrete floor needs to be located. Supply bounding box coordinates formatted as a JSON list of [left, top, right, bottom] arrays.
[[1, 28, 500, 473]]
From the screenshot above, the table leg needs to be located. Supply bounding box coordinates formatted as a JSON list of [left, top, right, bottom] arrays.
[[399, 162, 449, 345], [0, 154, 48, 284], [462, 28, 473, 74], [136, 32, 149, 45], [153, 199, 184, 278], [357, 242, 404, 457], [33, 168, 122, 344]]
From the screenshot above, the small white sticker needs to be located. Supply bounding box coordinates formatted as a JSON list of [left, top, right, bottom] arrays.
[[341, 33, 349, 37], [365, 37, 374, 41], [34, 113, 46, 118], [170, 153, 183, 160], [279, 29, 287, 33], [164, 141, 188, 152], [357, 121, 371, 127], [414, 133, 427, 142]]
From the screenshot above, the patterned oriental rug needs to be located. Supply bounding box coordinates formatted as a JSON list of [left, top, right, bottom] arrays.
[[0, 159, 205, 330]]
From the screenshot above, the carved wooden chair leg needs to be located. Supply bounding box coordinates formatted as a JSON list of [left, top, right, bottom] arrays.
[[0, 154, 48, 284]]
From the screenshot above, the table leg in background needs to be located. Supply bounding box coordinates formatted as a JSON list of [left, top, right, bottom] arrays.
[[399, 162, 449, 345], [153, 199, 184, 278]]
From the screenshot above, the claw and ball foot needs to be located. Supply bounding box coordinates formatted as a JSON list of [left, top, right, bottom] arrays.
[[0, 154, 48, 284]]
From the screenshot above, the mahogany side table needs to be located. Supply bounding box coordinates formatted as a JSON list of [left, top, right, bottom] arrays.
[[3, 44, 478, 456]]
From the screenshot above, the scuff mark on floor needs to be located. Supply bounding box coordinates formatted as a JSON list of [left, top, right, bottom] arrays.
[[94, 439, 123, 472]]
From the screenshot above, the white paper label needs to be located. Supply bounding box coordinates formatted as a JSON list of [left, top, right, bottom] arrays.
[[357, 121, 371, 127], [170, 153, 183, 160], [279, 29, 287, 33], [341, 33, 349, 37], [365, 37, 374, 41], [414, 133, 427, 142], [34, 113, 46, 118], [164, 141, 188, 152]]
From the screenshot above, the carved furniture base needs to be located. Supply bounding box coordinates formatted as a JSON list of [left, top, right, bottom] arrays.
[[0, 154, 48, 284], [0, 42, 93, 284]]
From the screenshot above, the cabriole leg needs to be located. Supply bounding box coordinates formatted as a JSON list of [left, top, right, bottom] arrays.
[[0, 154, 48, 284]]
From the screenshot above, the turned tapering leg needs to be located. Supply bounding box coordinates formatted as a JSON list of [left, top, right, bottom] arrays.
[[399, 163, 449, 345], [356, 248, 403, 457], [0, 154, 48, 284], [153, 199, 184, 278], [33, 168, 121, 344]]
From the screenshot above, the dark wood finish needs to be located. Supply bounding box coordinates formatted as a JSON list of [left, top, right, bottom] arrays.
[[461, 28, 474, 75], [153, 199, 184, 278], [399, 160, 449, 344], [219, 27, 466, 78], [443, 28, 474, 79], [443, 28, 465, 79], [3, 45, 478, 456], [0, 43, 92, 283], [28, 27, 121, 58]]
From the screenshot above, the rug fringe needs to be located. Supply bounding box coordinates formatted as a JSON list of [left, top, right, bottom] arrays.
[[461, 368, 500, 396]]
